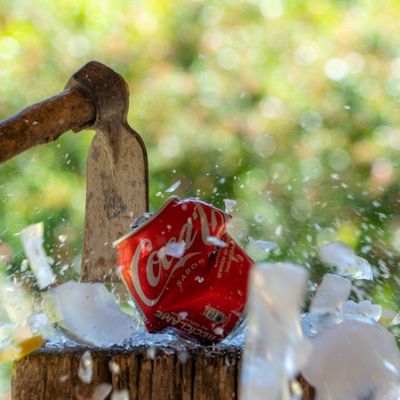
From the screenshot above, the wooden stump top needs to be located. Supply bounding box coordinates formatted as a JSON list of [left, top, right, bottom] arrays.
[[12, 341, 314, 400], [13, 343, 242, 400]]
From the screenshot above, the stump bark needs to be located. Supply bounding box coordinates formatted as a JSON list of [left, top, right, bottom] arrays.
[[12, 345, 315, 399]]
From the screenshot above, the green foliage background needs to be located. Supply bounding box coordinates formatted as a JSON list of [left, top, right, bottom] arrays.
[[1, 0, 400, 395]]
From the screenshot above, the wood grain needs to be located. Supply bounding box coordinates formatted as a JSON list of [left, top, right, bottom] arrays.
[[81, 122, 148, 282], [0, 88, 95, 164], [12, 346, 314, 399]]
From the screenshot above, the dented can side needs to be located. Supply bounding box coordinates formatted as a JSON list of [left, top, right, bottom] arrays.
[[114, 197, 254, 343]]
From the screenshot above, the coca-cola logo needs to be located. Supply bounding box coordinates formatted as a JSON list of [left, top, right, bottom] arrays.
[[130, 202, 228, 306]]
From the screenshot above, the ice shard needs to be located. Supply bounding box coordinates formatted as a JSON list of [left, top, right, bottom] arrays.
[[319, 241, 373, 280], [51, 282, 137, 347], [302, 318, 400, 400], [19, 222, 56, 289], [240, 262, 310, 400]]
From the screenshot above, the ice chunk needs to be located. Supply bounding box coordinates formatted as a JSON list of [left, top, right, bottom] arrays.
[[178, 349, 189, 364], [224, 199, 237, 214], [51, 282, 137, 346], [28, 312, 49, 333], [301, 311, 337, 338], [111, 390, 129, 400], [319, 241, 373, 280], [240, 263, 311, 400], [206, 236, 227, 247], [165, 240, 186, 258], [310, 274, 351, 314], [0, 279, 33, 323], [319, 241, 354, 267], [165, 180, 181, 193], [92, 383, 112, 400], [301, 318, 400, 400], [343, 300, 382, 321], [19, 222, 56, 289], [0, 336, 44, 362], [146, 347, 156, 359], [78, 350, 93, 384], [109, 361, 120, 375], [302, 274, 381, 337]]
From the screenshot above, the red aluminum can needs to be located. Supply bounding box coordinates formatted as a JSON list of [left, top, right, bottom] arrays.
[[113, 197, 253, 344]]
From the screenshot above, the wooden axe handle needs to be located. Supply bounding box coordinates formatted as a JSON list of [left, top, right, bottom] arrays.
[[0, 87, 96, 164]]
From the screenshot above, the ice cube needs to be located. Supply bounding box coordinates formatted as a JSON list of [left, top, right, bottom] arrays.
[[240, 263, 311, 400], [78, 350, 93, 384], [92, 383, 112, 400], [19, 223, 56, 289], [51, 282, 137, 347], [301, 318, 400, 400], [302, 274, 382, 338], [165, 180, 181, 193], [224, 199, 237, 214], [165, 240, 186, 258], [319, 241, 373, 280], [301, 311, 337, 338], [343, 300, 382, 322], [310, 274, 351, 314]]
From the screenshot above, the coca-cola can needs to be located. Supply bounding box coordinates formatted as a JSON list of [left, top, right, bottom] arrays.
[[113, 197, 254, 344]]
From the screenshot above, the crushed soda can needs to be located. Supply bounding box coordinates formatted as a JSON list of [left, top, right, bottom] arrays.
[[113, 197, 254, 344]]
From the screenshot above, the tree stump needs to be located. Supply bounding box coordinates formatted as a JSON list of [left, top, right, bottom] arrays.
[[12, 345, 314, 399]]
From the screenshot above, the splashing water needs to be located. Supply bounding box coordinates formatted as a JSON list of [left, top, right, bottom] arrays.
[[249, 237, 279, 253], [206, 236, 227, 247], [224, 199, 237, 214], [165, 240, 186, 258]]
